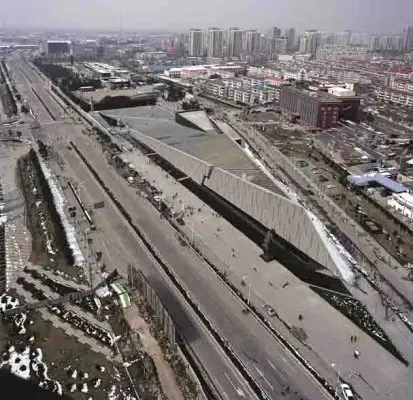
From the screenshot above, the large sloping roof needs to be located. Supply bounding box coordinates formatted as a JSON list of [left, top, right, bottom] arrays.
[[93, 105, 354, 282], [125, 122, 354, 282], [97, 106, 286, 197], [177, 110, 216, 132], [348, 173, 406, 193]]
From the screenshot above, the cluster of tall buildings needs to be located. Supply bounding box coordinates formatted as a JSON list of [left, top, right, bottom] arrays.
[[406, 26, 413, 52], [189, 25, 413, 61], [299, 26, 413, 57], [189, 26, 296, 59]]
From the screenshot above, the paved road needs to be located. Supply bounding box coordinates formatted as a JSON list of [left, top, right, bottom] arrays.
[[60, 138, 260, 400], [67, 134, 332, 400], [9, 56, 335, 400]]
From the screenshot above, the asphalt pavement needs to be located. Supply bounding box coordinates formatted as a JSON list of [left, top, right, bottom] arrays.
[[59, 138, 261, 400], [69, 132, 333, 400]]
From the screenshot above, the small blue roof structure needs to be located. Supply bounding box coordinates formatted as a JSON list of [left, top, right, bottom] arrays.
[[347, 173, 406, 193]]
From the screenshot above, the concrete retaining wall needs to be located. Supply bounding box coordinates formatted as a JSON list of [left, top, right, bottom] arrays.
[[130, 130, 212, 185], [204, 167, 337, 272]]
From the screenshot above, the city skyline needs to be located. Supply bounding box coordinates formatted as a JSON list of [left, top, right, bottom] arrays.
[[1, 0, 413, 33]]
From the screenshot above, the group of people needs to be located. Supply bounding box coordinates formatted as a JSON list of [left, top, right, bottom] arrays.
[[351, 335, 360, 359]]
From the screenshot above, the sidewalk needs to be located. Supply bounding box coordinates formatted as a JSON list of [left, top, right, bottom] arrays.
[[124, 305, 185, 400]]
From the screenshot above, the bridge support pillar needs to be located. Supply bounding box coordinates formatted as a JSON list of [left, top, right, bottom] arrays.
[[261, 229, 277, 262]]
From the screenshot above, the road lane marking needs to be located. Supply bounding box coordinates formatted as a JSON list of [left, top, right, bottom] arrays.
[[224, 372, 246, 397], [221, 390, 231, 400], [280, 354, 302, 375], [253, 365, 274, 390], [267, 359, 287, 382]]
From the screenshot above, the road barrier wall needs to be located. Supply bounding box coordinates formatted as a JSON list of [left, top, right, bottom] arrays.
[[127, 266, 210, 400]]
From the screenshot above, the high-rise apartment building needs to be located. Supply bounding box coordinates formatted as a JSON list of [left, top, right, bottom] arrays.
[[299, 30, 318, 55], [272, 26, 282, 38], [332, 31, 351, 45], [349, 32, 370, 46], [365, 34, 404, 52], [270, 37, 287, 56], [245, 30, 261, 55], [208, 27, 224, 58], [285, 28, 296, 51], [368, 36, 379, 51], [228, 27, 243, 58], [405, 26, 413, 51], [316, 32, 333, 48], [306, 30, 319, 55], [299, 35, 308, 53], [391, 36, 405, 51], [189, 29, 203, 57]]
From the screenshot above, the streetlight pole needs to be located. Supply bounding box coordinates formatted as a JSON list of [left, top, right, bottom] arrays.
[[242, 275, 252, 307], [331, 363, 340, 397], [84, 226, 93, 288], [247, 279, 251, 306]]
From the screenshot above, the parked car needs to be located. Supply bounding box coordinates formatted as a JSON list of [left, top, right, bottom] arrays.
[[337, 383, 355, 400], [263, 304, 276, 317]]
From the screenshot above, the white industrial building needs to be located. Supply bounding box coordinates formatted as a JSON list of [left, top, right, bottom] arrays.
[[328, 87, 356, 97], [83, 62, 130, 80], [166, 64, 245, 79], [388, 192, 413, 220]]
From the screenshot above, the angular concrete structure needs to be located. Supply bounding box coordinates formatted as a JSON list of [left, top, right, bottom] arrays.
[[97, 106, 354, 283], [129, 126, 354, 283]]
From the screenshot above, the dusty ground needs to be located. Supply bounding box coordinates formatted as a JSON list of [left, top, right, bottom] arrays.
[[124, 305, 184, 400]]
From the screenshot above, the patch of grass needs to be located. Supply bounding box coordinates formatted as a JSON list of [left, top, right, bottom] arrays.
[[0, 308, 130, 400]]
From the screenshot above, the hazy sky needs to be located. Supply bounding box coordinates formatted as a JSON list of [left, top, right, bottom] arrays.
[[2, 0, 413, 33]]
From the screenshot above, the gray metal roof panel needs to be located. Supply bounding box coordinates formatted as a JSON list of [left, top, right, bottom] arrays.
[[99, 106, 286, 197]]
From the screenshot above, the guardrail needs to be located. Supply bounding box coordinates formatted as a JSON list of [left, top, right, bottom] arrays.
[[67, 181, 94, 228], [31, 87, 56, 121]]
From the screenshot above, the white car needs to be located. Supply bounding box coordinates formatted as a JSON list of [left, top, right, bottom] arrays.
[[263, 304, 276, 317], [338, 383, 355, 400]]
